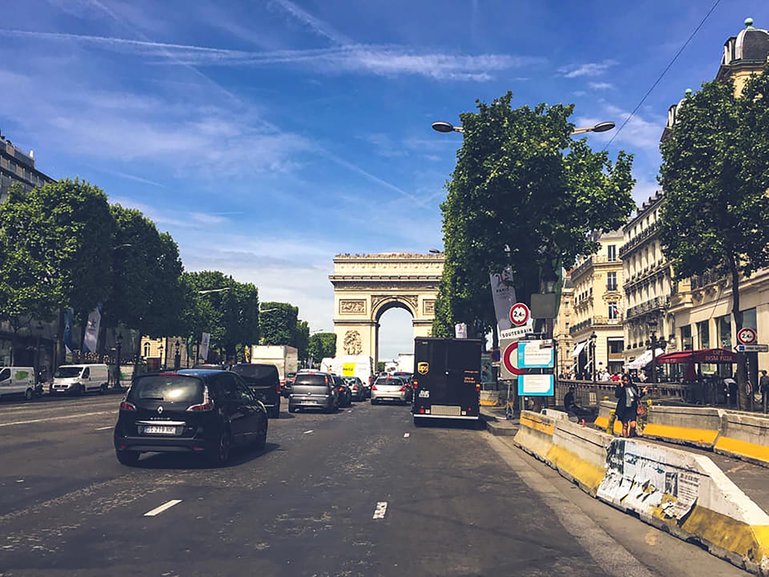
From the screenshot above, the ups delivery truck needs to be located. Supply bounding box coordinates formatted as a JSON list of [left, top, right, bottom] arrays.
[[411, 337, 482, 426]]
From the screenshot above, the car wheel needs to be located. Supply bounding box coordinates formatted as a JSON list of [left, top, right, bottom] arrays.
[[208, 430, 232, 467], [116, 450, 140, 466], [288, 405, 297, 414], [268, 405, 280, 419], [253, 415, 268, 450], [24, 388, 34, 401], [371, 399, 377, 405], [100, 383, 108, 395]]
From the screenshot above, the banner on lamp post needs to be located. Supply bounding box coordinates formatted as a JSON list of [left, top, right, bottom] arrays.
[[200, 332, 211, 362], [82, 306, 101, 353], [455, 323, 468, 339], [490, 269, 516, 332]]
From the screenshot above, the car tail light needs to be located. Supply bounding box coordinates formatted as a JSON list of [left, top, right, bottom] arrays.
[[371, 385, 377, 391], [475, 383, 481, 392], [119, 401, 136, 412], [400, 386, 407, 392], [187, 386, 215, 412], [276, 383, 281, 394]]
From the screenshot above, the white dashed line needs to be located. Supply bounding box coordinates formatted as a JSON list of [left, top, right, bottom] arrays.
[[95, 425, 113, 431], [303, 430, 314, 434], [0, 411, 116, 428], [403, 433, 410, 438], [144, 499, 182, 517], [373, 501, 388, 519]]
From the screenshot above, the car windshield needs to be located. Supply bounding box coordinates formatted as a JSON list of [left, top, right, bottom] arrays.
[[128, 375, 204, 403], [375, 378, 403, 386], [55, 366, 82, 378]]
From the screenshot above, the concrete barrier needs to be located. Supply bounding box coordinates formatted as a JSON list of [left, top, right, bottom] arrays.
[[479, 390, 499, 407], [594, 400, 622, 435], [597, 438, 769, 575], [548, 419, 611, 495], [643, 405, 723, 449], [513, 411, 556, 462], [716, 412, 769, 467]]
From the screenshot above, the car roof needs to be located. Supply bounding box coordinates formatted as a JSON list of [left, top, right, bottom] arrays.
[[176, 369, 228, 379]]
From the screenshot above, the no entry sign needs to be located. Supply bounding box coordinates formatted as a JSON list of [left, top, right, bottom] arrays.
[[500, 340, 524, 378]]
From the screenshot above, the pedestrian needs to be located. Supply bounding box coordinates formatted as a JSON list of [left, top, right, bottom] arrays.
[[614, 373, 647, 438], [760, 370, 769, 412], [723, 374, 738, 408], [564, 386, 591, 424]]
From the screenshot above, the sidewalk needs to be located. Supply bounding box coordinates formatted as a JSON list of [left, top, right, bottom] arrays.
[[479, 406, 518, 436]]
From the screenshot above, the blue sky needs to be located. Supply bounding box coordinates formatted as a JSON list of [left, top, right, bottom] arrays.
[[1, 0, 765, 359]]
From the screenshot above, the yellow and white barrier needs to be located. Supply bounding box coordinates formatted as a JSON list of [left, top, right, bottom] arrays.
[[716, 411, 769, 467], [643, 405, 723, 448]]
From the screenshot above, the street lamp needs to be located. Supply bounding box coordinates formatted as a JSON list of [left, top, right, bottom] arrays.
[[589, 331, 598, 383], [432, 120, 615, 137], [646, 319, 667, 384], [428, 248, 442, 254], [174, 339, 181, 370], [199, 287, 230, 295], [115, 333, 123, 388]]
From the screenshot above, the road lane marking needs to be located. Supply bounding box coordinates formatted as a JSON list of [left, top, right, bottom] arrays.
[[95, 425, 113, 431], [372, 501, 388, 519], [303, 430, 314, 434], [0, 410, 116, 428], [144, 499, 182, 517], [403, 433, 410, 438]]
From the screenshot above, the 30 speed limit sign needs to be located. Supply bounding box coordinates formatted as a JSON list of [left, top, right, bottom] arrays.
[[509, 302, 531, 327], [737, 327, 757, 346]]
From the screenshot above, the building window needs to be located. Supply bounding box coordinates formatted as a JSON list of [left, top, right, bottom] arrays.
[[743, 308, 757, 330], [607, 245, 617, 262], [143, 342, 150, 358], [608, 302, 619, 320], [697, 320, 710, 349], [607, 272, 617, 291], [608, 339, 624, 355], [681, 325, 693, 351], [717, 315, 731, 349]]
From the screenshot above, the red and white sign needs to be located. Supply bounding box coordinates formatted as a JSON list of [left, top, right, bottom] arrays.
[[509, 303, 531, 327], [737, 327, 757, 346], [501, 341, 524, 377]]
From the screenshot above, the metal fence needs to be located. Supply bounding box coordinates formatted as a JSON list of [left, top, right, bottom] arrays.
[[555, 379, 688, 407]]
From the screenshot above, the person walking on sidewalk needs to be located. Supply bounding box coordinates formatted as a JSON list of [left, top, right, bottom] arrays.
[[760, 370, 769, 413], [615, 374, 647, 438]]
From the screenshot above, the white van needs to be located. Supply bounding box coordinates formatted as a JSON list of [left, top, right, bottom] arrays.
[[0, 367, 38, 400], [51, 364, 110, 395]]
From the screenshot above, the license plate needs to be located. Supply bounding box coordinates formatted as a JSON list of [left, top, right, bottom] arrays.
[[141, 425, 177, 435]]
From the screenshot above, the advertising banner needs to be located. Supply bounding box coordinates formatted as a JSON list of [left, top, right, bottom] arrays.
[[454, 323, 467, 339], [200, 332, 211, 363], [82, 306, 101, 353], [63, 308, 75, 354], [489, 269, 516, 332]]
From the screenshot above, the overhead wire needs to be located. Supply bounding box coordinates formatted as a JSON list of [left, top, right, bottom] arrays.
[[603, 0, 724, 150]]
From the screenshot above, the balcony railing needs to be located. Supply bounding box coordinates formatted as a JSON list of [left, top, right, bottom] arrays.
[[619, 222, 659, 258], [625, 295, 670, 320], [569, 314, 625, 335]]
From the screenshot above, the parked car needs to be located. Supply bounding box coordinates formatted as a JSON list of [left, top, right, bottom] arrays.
[[50, 364, 110, 395], [230, 363, 281, 419], [343, 377, 366, 401], [114, 369, 268, 467], [0, 367, 41, 401], [288, 371, 341, 413], [282, 372, 297, 396], [371, 376, 411, 405], [332, 374, 352, 408]]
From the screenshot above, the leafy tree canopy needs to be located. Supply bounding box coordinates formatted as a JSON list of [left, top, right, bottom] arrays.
[[308, 332, 336, 365], [259, 302, 299, 346]]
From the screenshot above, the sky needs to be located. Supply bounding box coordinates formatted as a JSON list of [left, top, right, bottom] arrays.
[[1, 0, 766, 360]]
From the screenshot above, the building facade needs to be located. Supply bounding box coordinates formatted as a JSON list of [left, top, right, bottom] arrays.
[[569, 230, 625, 377], [0, 130, 54, 202], [553, 278, 574, 377]]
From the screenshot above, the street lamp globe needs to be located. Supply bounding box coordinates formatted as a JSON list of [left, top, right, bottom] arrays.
[[591, 121, 616, 133], [431, 121, 463, 133]]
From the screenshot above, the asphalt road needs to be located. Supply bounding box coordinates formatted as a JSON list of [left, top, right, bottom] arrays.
[[0, 394, 751, 577]]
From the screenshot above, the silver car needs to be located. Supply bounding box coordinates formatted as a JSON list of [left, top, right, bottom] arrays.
[[371, 376, 409, 405]]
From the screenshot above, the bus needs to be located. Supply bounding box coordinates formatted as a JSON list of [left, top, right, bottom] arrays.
[[411, 337, 482, 426]]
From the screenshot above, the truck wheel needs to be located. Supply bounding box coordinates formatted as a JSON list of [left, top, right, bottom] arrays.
[[24, 388, 34, 401]]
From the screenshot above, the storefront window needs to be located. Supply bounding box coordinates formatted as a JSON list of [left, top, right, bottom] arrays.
[[742, 308, 757, 330], [697, 320, 710, 349], [717, 315, 731, 349], [681, 325, 693, 351]]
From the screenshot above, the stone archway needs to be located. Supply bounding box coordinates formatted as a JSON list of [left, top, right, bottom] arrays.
[[329, 253, 444, 366]]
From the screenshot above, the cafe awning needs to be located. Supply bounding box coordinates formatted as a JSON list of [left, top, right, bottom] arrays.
[[572, 341, 587, 358], [655, 348, 737, 365], [626, 348, 665, 370]]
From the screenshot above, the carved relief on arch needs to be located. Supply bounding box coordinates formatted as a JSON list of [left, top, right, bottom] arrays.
[[343, 330, 363, 355], [339, 299, 366, 314], [371, 294, 418, 316]]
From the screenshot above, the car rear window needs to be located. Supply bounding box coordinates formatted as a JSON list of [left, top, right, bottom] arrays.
[[129, 375, 204, 403], [294, 374, 328, 386], [230, 364, 279, 385], [375, 378, 403, 385]]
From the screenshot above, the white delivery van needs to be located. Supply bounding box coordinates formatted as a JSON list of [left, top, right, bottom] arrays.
[[0, 367, 37, 401], [51, 364, 110, 395]]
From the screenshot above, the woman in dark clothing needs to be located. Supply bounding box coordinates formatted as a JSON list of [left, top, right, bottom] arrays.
[[615, 373, 647, 437]]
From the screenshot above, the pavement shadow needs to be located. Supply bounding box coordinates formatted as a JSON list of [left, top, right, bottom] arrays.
[[131, 442, 281, 470], [415, 418, 485, 431]]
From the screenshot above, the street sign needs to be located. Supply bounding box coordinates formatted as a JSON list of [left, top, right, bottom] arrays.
[[499, 320, 534, 341], [509, 302, 531, 327], [737, 327, 758, 346], [517, 341, 555, 369], [517, 374, 555, 396], [500, 340, 524, 378], [735, 344, 769, 353]]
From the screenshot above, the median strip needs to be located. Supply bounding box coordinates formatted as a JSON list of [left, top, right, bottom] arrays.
[[144, 499, 182, 517]]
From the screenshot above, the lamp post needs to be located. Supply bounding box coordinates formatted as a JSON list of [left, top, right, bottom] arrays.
[[115, 333, 123, 388], [647, 319, 667, 384], [589, 331, 598, 383], [432, 120, 616, 137], [174, 339, 181, 370]]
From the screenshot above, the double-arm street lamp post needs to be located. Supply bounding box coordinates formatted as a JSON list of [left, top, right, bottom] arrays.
[[647, 319, 667, 384]]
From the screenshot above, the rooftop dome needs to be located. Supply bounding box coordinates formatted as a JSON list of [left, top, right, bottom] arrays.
[[722, 18, 769, 66]]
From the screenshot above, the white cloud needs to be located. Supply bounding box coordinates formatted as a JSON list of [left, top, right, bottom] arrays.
[[576, 106, 665, 152], [269, 0, 349, 45], [559, 60, 617, 78], [588, 81, 614, 90]]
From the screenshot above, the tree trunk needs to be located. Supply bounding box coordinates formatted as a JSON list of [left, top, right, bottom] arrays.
[[729, 260, 748, 410]]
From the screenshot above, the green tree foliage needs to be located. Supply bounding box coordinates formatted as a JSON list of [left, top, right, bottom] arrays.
[[433, 92, 635, 337], [295, 320, 310, 365], [259, 302, 299, 346], [308, 332, 336, 365], [659, 67, 769, 407]]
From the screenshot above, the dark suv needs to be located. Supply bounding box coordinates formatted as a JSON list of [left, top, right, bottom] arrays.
[[288, 372, 339, 413], [230, 363, 281, 418], [114, 369, 268, 467]]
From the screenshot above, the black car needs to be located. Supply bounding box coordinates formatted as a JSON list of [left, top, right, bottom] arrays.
[[114, 369, 268, 467], [343, 377, 366, 402], [332, 374, 352, 408], [230, 363, 281, 418]]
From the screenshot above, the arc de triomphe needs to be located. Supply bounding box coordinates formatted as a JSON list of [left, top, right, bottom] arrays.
[[329, 253, 444, 364]]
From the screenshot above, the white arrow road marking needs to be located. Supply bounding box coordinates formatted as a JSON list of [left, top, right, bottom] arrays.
[[303, 430, 314, 434], [403, 433, 410, 438], [144, 499, 182, 517], [0, 411, 115, 428], [372, 501, 388, 519], [95, 425, 113, 431]]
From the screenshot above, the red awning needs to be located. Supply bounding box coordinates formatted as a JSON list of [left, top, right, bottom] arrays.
[[655, 348, 737, 365]]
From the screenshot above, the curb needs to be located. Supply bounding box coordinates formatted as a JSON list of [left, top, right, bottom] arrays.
[[480, 408, 517, 436]]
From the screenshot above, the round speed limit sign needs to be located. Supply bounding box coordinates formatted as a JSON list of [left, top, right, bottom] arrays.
[[737, 327, 757, 346]]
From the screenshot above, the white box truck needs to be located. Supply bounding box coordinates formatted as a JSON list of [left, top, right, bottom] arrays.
[[250, 345, 298, 383], [397, 353, 415, 374], [320, 355, 373, 384]]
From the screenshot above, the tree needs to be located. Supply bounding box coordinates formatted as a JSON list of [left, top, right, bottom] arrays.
[[433, 92, 635, 338], [295, 320, 310, 366], [659, 66, 769, 409], [259, 302, 299, 346], [308, 332, 336, 366]]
